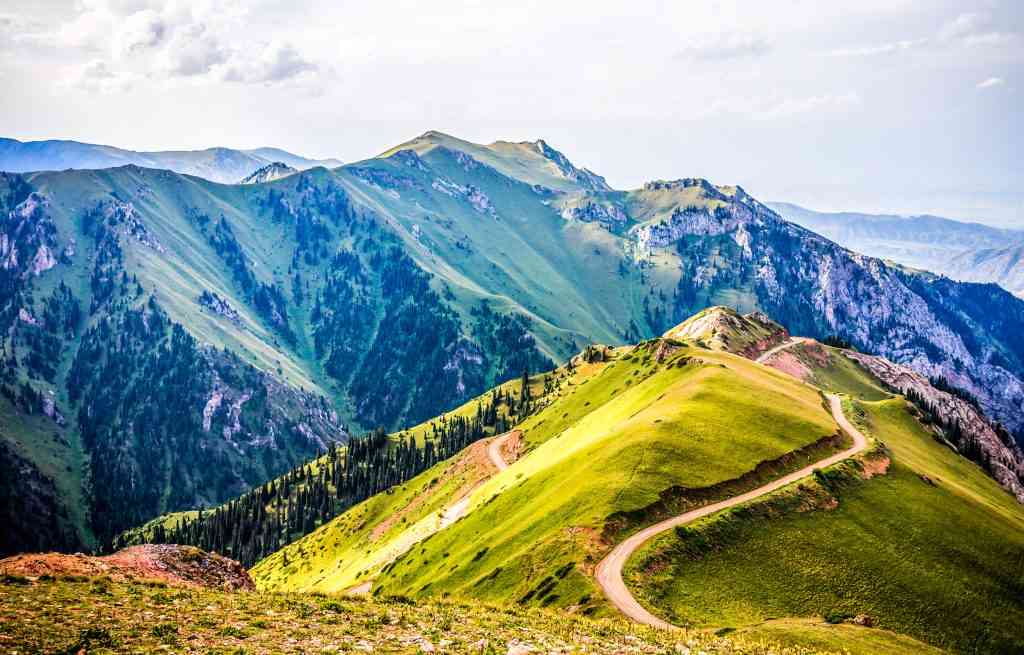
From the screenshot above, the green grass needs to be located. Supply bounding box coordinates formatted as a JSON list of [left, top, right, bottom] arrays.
[[0, 577, 838, 655], [732, 618, 947, 655], [625, 397, 1024, 654], [260, 340, 841, 615], [779, 342, 890, 401]]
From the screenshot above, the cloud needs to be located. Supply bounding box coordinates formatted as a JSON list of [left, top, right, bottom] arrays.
[[938, 13, 985, 42], [827, 38, 925, 57], [33, 0, 319, 90], [63, 59, 141, 93], [826, 10, 1017, 58], [221, 42, 317, 84], [754, 93, 862, 119], [157, 23, 227, 76], [675, 32, 772, 61], [977, 77, 1005, 89], [112, 8, 168, 57]]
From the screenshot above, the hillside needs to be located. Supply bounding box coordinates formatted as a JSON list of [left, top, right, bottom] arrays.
[[0, 137, 341, 183], [245, 308, 1024, 654], [627, 392, 1024, 653], [4, 131, 1024, 557], [253, 323, 846, 601], [769, 201, 1024, 296]]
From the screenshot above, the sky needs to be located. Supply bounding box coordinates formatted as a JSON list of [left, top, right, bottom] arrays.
[[1, 0, 1021, 226]]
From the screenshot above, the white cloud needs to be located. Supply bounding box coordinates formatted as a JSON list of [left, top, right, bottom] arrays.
[[827, 38, 926, 57], [675, 32, 772, 61], [754, 93, 862, 120], [63, 59, 141, 93], [977, 77, 1005, 89], [221, 42, 317, 84], [31, 0, 319, 90], [157, 22, 227, 77]]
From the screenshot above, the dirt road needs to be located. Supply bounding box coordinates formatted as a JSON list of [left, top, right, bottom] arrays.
[[756, 336, 810, 363], [594, 393, 869, 630]]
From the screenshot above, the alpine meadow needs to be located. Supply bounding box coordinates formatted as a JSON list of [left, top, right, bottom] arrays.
[[2, 2, 1023, 654]]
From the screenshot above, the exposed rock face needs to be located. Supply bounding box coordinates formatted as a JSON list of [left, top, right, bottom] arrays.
[[198, 290, 242, 326], [845, 350, 1024, 502], [663, 306, 788, 359], [625, 180, 1024, 437], [0, 545, 254, 590], [239, 161, 298, 184], [558, 196, 629, 227], [95, 198, 165, 253], [431, 178, 497, 217], [531, 139, 612, 192], [1, 192, 59, 278]]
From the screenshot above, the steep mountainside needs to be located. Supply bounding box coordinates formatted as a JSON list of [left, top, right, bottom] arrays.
[[0, 137, 341, 183], [770, 201, 1024, 296], [944, 244, 1024, 297], [4, 131, 1024, 557]]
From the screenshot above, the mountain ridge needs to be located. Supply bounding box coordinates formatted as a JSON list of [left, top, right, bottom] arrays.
[[0, 137, 341, 184]]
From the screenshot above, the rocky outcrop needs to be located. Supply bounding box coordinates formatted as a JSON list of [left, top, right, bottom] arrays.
[[844, 351, 1024, 502], [239, 161, 298, 184], [531, 139, 611, 192], [663, 306, 788, 359], [431, 178, 497, 217], [557, 196, 629, 227], [198, 290, 242, 327], [1, 192, 59, 278], [0, 545, 254, 590]]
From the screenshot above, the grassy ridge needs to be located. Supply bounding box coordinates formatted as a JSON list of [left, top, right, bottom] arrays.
[[258, 339, 840, 617], [625, 397, 1024, 654]]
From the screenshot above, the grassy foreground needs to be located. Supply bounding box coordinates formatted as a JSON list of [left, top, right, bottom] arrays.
[[0, 577, 842, 655]]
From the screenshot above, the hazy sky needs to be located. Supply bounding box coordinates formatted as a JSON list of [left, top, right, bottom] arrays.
[[2, 1, 1021, 225]]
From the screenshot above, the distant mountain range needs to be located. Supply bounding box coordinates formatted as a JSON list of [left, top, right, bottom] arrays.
[[0, 137, 342, 184], [2, 130, 1023, 558], [769, 202, 1024, 296]]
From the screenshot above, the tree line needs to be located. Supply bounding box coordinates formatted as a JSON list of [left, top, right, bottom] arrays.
[[125, 374, 541, 567]]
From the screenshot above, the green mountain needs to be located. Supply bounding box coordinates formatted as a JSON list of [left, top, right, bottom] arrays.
[[244, 307, 1024, 654], [3, 130, 1024, 559]]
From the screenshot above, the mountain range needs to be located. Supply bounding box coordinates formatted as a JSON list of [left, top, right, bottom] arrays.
[[2, 130, 1024, 559], [0, 137, 341, 184], [770, 202, 1024, 296]]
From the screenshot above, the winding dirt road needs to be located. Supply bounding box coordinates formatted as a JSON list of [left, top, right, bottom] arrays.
[[594, 393, 869, 630], [756, 336, 810, 363], [487, 430, 516, 471]]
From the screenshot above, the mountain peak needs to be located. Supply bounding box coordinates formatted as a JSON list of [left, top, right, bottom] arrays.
[[239, 161, 298, 184], [663, 306, 788, 357]]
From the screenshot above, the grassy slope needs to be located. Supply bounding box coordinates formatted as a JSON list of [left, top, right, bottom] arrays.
[[626, 394, 1024, 654], [258, 340, 839, 618], [2, 577, 841, 655]]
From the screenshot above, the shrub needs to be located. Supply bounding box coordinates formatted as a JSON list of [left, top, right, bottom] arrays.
[[824, 609, 852, 624]]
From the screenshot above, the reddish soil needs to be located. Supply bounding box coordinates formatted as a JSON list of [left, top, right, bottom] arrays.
[[0, 545, 253, 591], [764, 350, 812, 381]]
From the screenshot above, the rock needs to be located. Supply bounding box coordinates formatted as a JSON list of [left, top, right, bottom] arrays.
[[506, 641, 534, 655], [853, 614, 875, 627]]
